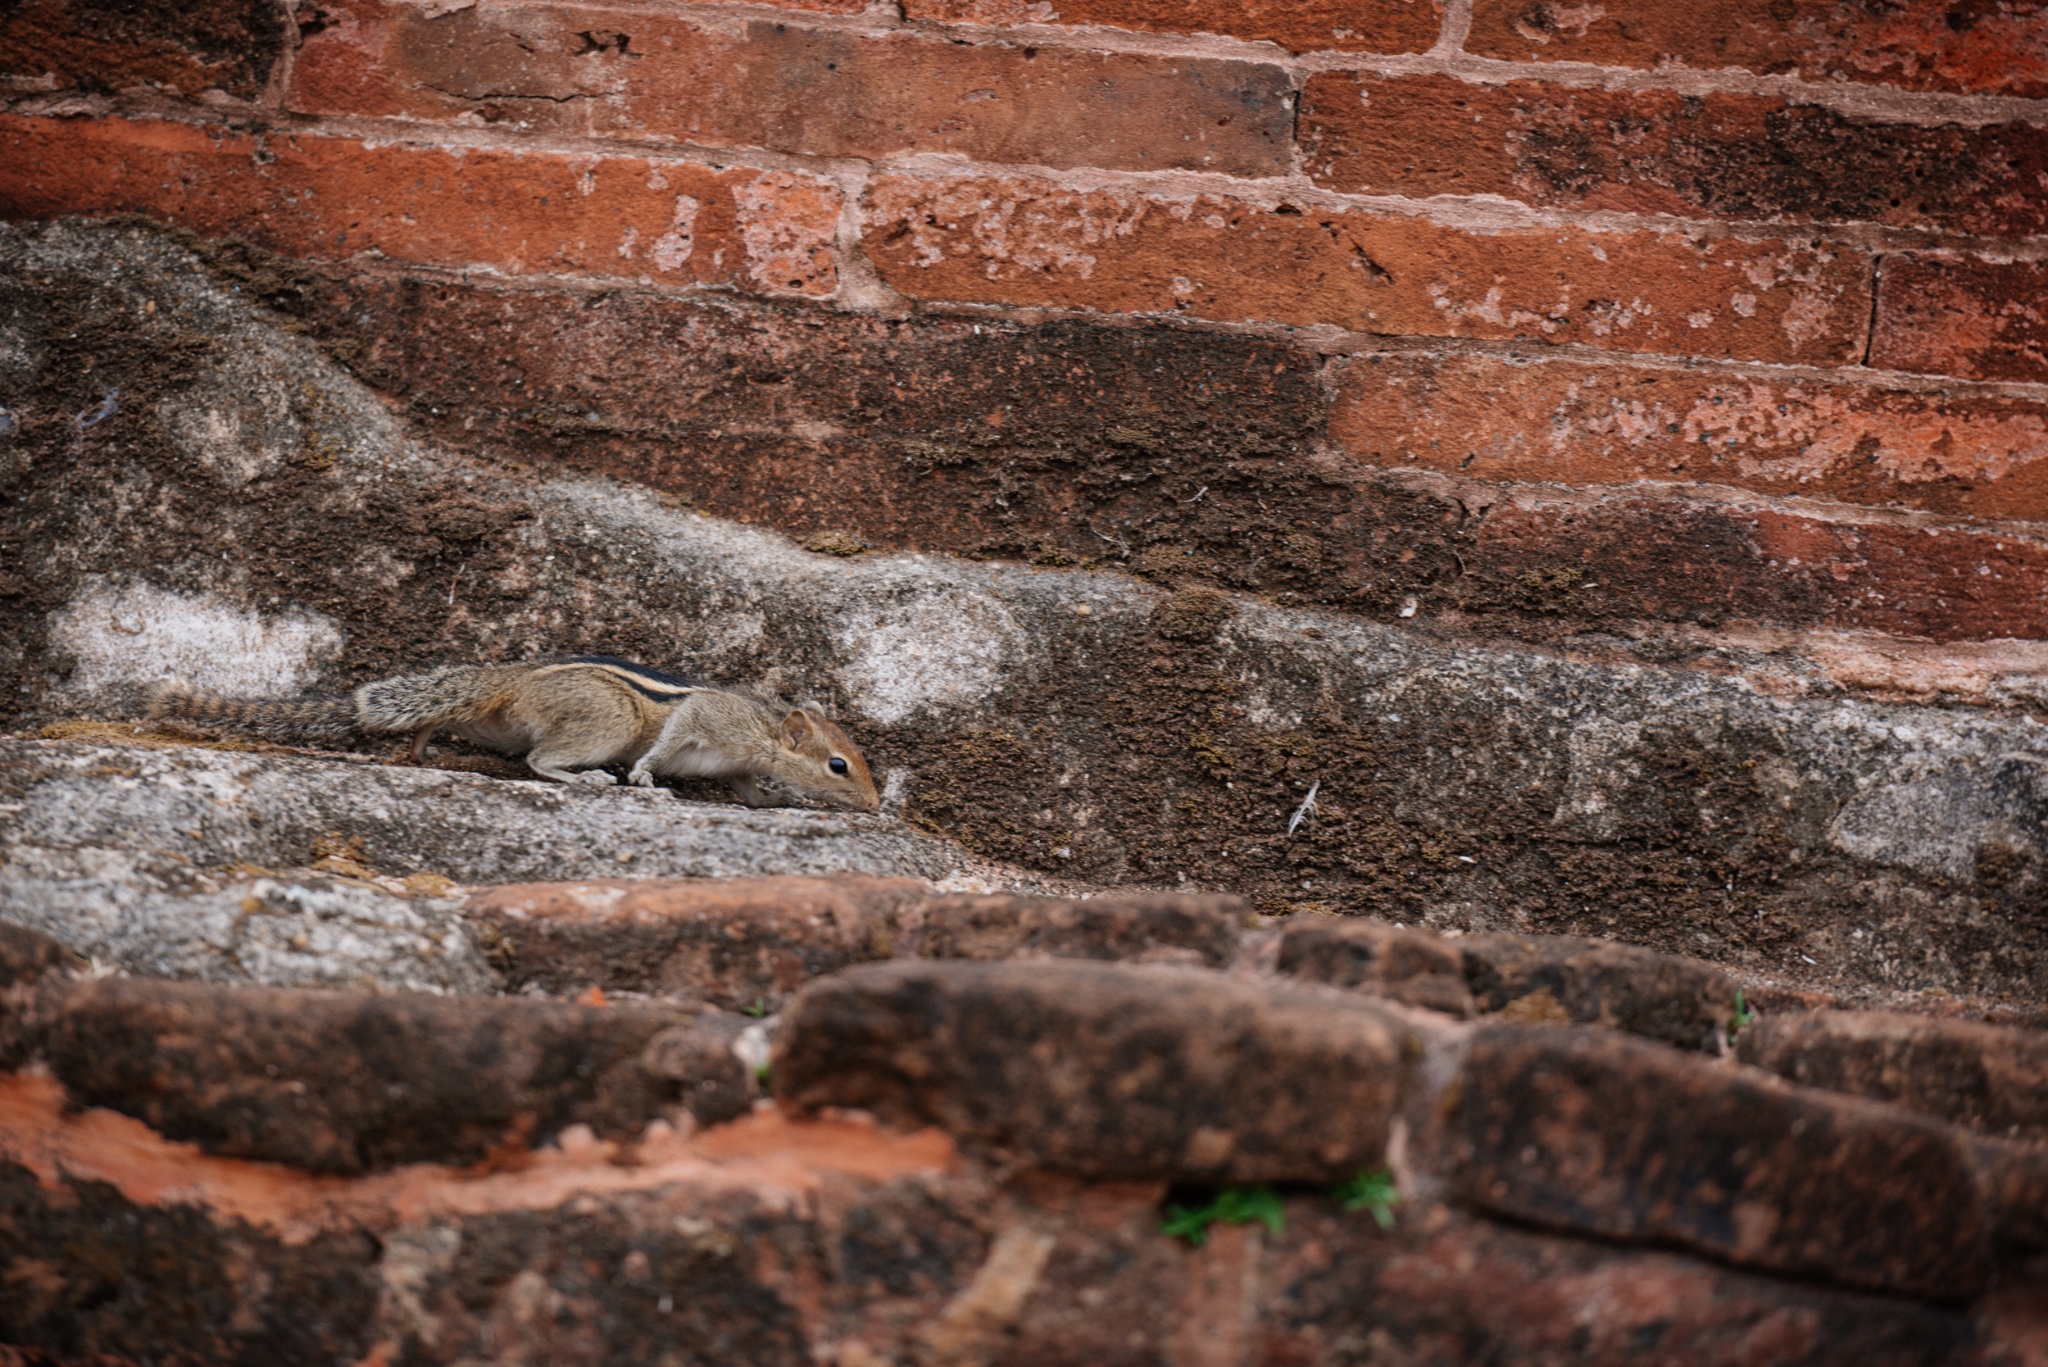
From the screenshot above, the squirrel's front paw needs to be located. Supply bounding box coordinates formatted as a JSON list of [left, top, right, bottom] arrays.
[[568, 769, 618, 787], [628, 768, 657, 789]]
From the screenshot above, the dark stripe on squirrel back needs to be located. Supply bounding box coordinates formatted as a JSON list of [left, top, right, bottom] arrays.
[[561, 654, 702, 700]]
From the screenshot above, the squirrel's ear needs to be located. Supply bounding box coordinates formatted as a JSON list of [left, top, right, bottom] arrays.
[[779, 708, 817, 750]]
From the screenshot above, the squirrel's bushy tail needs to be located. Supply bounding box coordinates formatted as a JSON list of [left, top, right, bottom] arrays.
[[146, 685, 361, 745], [353, 665, 505, 731]]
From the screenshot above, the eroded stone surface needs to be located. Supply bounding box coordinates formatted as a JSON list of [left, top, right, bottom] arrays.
[[0, 844, 496, 993], [0, 738, 963, 885]]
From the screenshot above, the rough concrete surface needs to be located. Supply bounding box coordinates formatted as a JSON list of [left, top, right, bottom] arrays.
[[2, 220, 2047, 1007], [0, 842, 496, 993]]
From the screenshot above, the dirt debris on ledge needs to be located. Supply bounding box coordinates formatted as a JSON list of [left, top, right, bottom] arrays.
[[0, 219, 2045, 1010]]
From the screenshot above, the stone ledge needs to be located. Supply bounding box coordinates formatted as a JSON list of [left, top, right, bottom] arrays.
[[7, 219, 2048, 1005], [0, 738, 964, 887]]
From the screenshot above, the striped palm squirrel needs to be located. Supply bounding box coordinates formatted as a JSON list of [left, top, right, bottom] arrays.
[[147, 655, 880, 812]]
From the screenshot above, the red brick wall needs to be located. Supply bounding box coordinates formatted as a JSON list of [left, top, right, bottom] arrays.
[[3, 0, 2045, 698]]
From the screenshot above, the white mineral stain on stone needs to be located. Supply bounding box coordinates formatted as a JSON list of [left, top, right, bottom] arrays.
[[832, 590, 1024, 724], [1829, 754, 2048, 884], [651, 194, 699, 273], [50, 580, 342, 700], [155, 350, 306, 487]]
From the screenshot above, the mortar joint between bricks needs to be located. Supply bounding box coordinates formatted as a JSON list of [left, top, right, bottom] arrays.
[[585, 0, 2048, 130], [30, 102, 2048, 261]]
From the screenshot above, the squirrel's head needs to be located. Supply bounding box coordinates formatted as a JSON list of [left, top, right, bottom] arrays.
[[769, 706, 880, 813]]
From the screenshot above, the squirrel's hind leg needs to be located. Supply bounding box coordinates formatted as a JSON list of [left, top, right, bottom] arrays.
[[525, 745, 620, 785]]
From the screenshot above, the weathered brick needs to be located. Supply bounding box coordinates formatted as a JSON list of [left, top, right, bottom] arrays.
[[1872, 255, 2048, 386], [466, 878, 1248, 1006], [268, 265, 2047, 645], [1737, 1011, 2048, 1142], [0, 921, 84, 988], [910, 890, 1246, 966], [4, 976, 749, 1173], [467, 876, 923, 1008], [1469, 499, 2048, 642], [1452, 1024, 1995, 1300], [1275, 916, 1477, 1016], [1977, 1138, 2048, 1256], [901, 0, 1442, 54], [1302, 72, 2048, 239], [291, 0, 1294, 177], [0, 115, 840, 295], [776, 960, 1438, 1182], [864, 173, 1872, 365], [0, 1076, 963, 1365], [1465, 0, 2048, 99], [0, 1044, 1995, 1367], [0, 0, 288, 101], [1458, 930, 1737, 1051], [1264, 1204, 1985, 1366], [1332, 351, 2048, 521]]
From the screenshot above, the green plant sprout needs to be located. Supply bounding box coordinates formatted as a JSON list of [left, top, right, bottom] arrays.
[[1161, 1185, 1286, 1246], [744, 998, 769, 1018], [1732, 990, 1757, 1029], [1331, 1168, 1400, 1230]]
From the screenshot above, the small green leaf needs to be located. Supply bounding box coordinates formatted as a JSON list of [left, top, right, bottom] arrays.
[[1733, 989, 1757, 1030], [1160, 1204, 1214, 1246], [1330, 1168, 1399, 1231], [754, 1063, 771, 1089], [1160, 1185, 1287, 1245], [744, 998, 769, 1019]]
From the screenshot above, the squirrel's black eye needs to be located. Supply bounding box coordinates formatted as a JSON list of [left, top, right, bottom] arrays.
[[829, 757, 849, 776]]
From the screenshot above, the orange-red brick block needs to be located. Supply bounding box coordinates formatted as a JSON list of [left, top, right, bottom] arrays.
[[0, 116, 840, 296], [0, 0, 287, 101], [865, 173, 1872, 364], [1466, 0, 2048, 98], [1872, 256, 2048, 386], [901, 0, 1443, 54], [1473, 500, 2048, 642], [1333, 352, 2048, 520], [292, 0, 1294, 177], [1302, 72, 2048, 239]]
